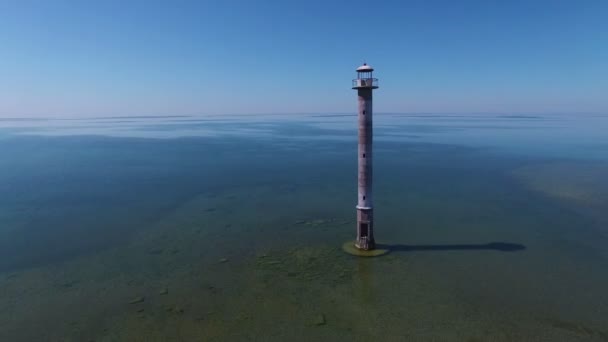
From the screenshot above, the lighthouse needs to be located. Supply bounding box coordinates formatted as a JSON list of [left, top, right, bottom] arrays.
[[352, 63, 378, 250]]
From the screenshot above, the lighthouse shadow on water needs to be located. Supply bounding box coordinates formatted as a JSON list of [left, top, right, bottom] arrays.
[[375, 241, 526, 253]]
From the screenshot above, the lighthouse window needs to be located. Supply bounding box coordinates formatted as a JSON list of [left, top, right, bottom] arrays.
[[362, 153, 366, 158], [362, 110, 366, 115], [363, 196, 366, 200]]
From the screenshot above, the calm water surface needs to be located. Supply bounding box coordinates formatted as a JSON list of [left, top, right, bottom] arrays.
[[0, 113, 607, 341]]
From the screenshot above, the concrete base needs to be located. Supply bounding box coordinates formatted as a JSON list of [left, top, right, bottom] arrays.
[[342, 241, 389, 257]]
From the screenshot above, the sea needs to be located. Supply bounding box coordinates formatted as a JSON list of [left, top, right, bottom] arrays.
[[0, 113, 607, 341]]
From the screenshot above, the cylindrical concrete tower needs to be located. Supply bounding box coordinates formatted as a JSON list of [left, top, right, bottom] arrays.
[[352, 63, 378, 250]]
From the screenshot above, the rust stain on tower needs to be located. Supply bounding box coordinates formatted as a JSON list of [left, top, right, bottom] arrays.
[[352, 63, 378, 250]]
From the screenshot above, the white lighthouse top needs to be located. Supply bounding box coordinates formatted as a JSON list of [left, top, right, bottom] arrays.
[[356, 63, 374, 72], [352, 63, 378, 89]]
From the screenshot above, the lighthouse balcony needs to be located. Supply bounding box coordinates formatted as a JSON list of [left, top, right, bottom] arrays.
[[352, 78, 379, 89]]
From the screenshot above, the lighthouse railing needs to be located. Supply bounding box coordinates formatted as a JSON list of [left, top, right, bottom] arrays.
[[352, 78, 378, 88]]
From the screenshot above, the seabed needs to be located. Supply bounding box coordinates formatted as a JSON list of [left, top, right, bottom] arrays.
[[341, 241, 390, 257]]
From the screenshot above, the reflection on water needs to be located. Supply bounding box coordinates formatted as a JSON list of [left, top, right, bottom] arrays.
[[0, 114, 607, 341]]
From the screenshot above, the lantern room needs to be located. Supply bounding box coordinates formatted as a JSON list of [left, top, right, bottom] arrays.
[[352, 63, 379, 89]]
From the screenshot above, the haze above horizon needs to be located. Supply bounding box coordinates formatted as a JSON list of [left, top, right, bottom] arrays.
[[1, 0, 607, 117]]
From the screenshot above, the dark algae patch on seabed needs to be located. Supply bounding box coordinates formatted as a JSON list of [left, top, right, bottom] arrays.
[[0, 116, 607, 341]]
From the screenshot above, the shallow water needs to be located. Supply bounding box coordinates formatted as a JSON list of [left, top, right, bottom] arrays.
[[0, 113, 607, 341]]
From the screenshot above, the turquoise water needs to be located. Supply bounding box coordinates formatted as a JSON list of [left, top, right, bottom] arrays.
[[0, 113, 607, 341]]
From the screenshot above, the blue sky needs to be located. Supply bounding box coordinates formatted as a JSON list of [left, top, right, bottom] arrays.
[[0, 0, 606, 117]]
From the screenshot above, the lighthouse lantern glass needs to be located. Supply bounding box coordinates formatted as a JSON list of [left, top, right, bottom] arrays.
[[358, 71, 373, 80]]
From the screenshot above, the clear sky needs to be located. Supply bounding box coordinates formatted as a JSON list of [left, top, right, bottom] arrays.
[[1, 0, 607, 117]]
